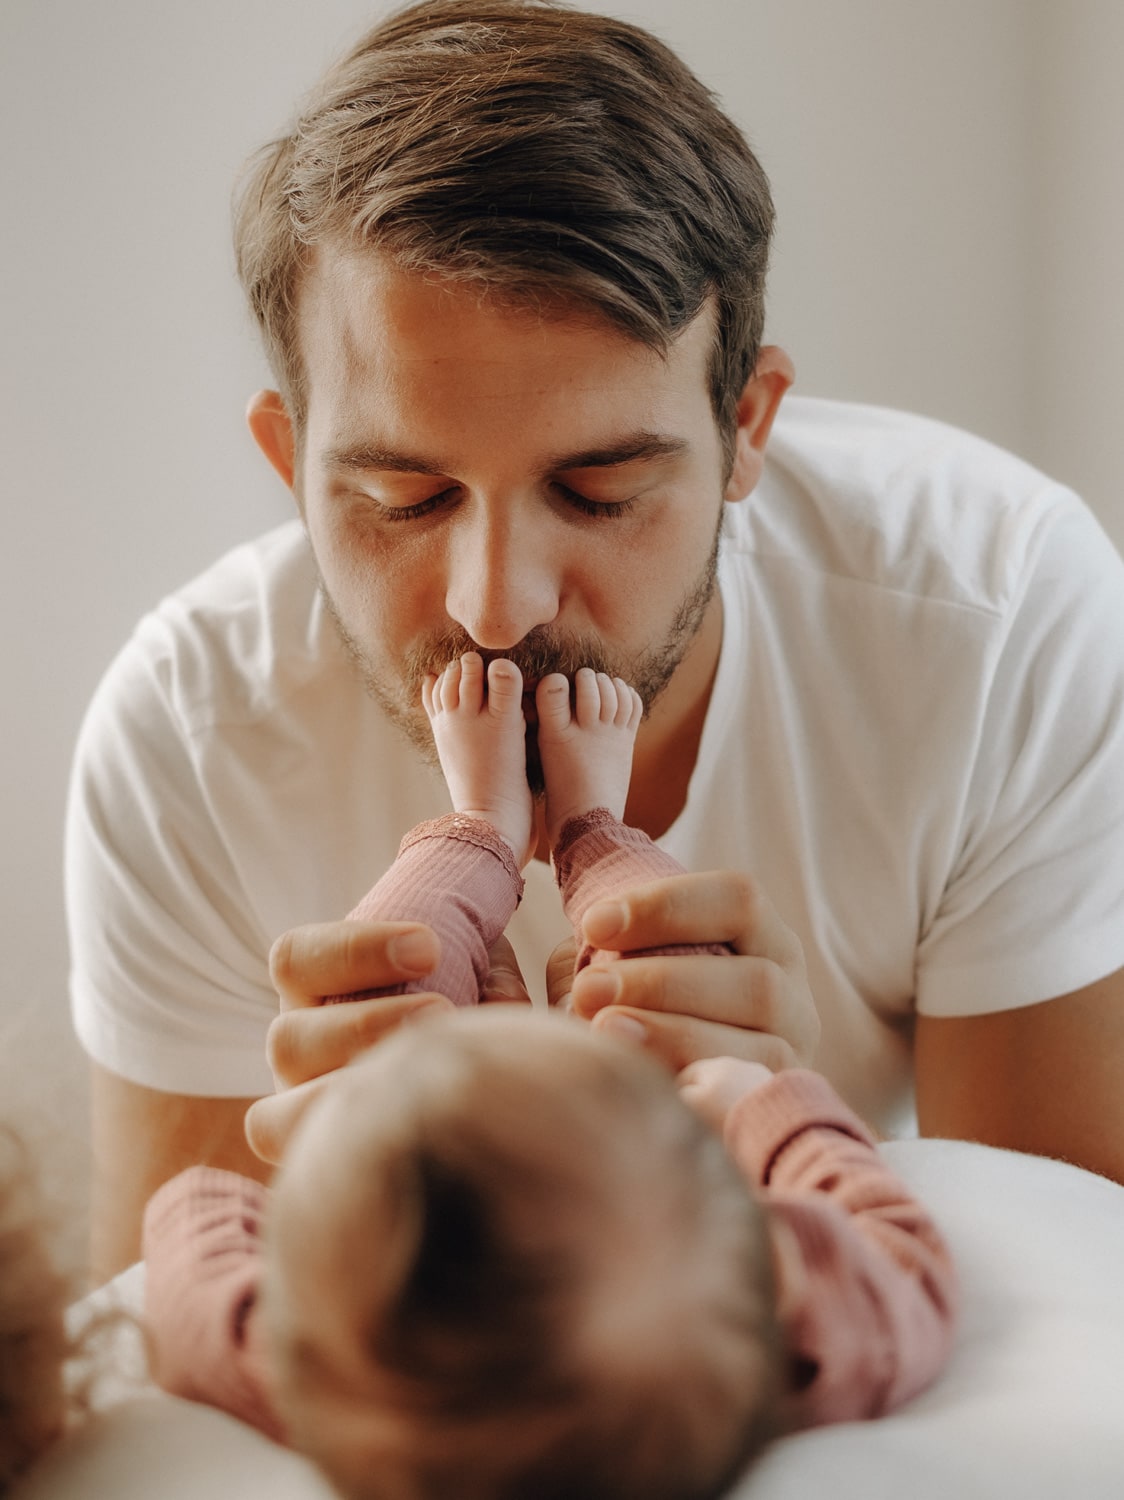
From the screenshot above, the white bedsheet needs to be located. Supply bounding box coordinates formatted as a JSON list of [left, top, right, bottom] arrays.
[[17, 1139, 1124, 1498]]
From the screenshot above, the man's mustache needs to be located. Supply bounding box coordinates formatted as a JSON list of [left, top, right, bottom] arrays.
[[402, 627, 620, 692]]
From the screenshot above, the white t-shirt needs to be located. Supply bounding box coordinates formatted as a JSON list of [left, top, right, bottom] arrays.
[[66, 398, 1124, 1133]]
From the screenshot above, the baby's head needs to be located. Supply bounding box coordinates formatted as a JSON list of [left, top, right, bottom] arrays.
[[0, 1128, 71, 1490], [264, 1009, 783, 1500]]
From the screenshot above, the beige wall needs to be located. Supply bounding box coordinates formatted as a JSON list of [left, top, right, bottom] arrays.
[[1, 0, 1120, 1264], [1028, 0, 1124, 530]]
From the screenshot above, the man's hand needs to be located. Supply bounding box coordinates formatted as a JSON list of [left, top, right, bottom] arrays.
[[264, 919, 454, 1087], [559, 870, 820, 1074], [246, 921, 533, 1164]]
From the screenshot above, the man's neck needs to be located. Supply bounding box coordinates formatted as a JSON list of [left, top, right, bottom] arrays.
[[626, 593, 723, 839], [531, 593, 723, 860]]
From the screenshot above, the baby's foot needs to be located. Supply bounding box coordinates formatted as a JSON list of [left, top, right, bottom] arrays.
[[423, 653, 535, 864], [536, 669, 643, 847]]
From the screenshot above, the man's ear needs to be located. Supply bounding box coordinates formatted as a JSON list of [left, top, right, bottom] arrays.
[[247, 390, 296, 489], [724, 346, 795, 502]]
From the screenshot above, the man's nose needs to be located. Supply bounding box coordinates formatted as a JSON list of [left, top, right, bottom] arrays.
[[444, 506, 561, 650]]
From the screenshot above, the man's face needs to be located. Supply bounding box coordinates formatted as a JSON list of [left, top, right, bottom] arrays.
[[291, 247, 734, 771]]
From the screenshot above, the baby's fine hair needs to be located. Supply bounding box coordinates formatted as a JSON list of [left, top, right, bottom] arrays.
[[270, 1011, 785, 1500], [0, 1128, 71, 1491], [233, 0, 774, 471]]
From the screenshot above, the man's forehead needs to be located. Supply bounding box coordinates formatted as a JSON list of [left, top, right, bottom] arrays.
[[292, 244, 724, 474], [296, 240, 716, 375], [303, 239, 618, 321]]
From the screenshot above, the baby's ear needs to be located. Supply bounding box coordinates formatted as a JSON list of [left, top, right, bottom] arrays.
[[724, 347, 795, 502]]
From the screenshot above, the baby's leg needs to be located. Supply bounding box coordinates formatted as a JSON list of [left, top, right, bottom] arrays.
[[537, 669, 731, 972], [327, 654, 531, 1007], [424, 653, 535, 866], [535, 669, 642, 847]]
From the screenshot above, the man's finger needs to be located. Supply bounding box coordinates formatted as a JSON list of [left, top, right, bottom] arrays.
[[571, 951, 814, 1047], [480, 934, 533, 1005], [582, 871, 805, 970], [545, 936, 578, 1008], [266, 992, 454, 1087], [269, 920, 440, 1009], [245, 1075, 333, 1165], [590, 1005, 802, 1075]]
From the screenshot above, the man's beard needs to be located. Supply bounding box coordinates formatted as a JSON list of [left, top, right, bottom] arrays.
[[320, 518, 722, 796]]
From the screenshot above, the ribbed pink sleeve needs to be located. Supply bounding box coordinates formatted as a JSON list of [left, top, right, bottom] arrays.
[[724, 1070, 957, 1426], [328, 813, 524, 1007], [142, 1166, 284, 1441], [552, 808, 732, 972]]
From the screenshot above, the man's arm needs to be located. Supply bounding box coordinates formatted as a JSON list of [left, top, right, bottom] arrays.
[[567, 878, 1124, 1185], [90, 1065, 268, 1284], [915, 966, 1124, 1185], [247, 875, 1124, 1191]]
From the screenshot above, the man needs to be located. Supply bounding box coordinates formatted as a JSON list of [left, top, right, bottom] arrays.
[[67, 0, 1124, 1280]]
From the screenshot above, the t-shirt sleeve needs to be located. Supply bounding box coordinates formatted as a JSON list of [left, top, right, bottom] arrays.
[[142, 1166, 284, 1441], [65, 622, 280, 1097], [916, 496, 1124, 1014], [724, 1071, 957, 1426]]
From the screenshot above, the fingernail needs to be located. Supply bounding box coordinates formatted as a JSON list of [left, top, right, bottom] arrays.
[[389, 929, 438, 974], [573, 968, 620, 1014], [486, 978, 527, 1003], [584, 901, 627, 944], [598, 1012, 647, 1043]]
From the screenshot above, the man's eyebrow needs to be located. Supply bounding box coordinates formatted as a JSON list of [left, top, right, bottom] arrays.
[[321, 432, 687, 477], [549, 433, 688, 470], [322, 444, 447, 476]]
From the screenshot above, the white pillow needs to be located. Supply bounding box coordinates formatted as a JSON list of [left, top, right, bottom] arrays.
[[738, 1139, 1124, 1497], [20, 1140, 1124, 1499]]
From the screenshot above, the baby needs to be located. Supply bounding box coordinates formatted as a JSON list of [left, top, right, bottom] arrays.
[[142, 655, 956, 1500], [0, 1129, 72, 1490]]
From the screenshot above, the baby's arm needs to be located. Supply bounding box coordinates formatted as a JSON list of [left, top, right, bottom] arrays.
[[553, 809, 732, 972], [331, 814, 524, 1007], [719, 1070, 957, 1426], [142, 1166, 284, 1441]]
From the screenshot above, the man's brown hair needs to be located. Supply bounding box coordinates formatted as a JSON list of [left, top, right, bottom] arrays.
[[233, 0, 775, 464]]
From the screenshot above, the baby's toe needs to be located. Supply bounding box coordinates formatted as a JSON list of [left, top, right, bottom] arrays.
[[486, 657, 524, 718], [536, 672, 573, 733]]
